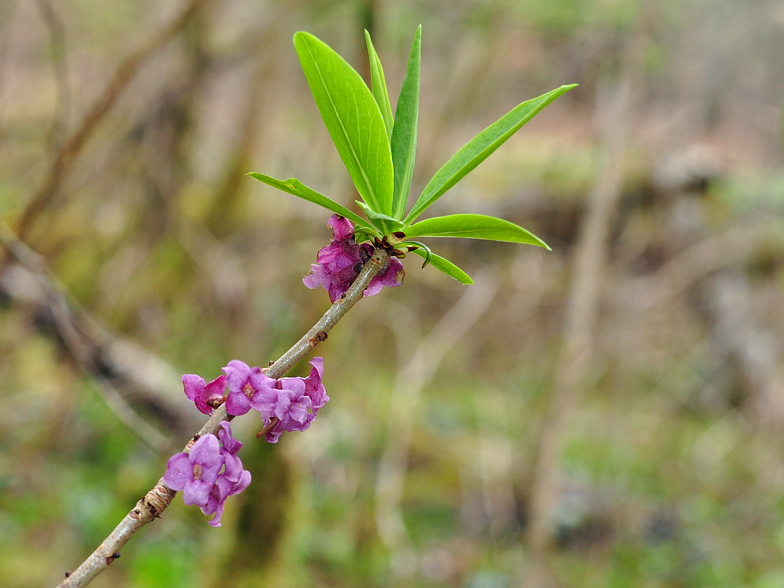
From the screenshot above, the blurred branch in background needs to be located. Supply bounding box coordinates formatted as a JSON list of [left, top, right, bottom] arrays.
[[624, 222, 777, 310], [35, 0, 70, 149], [0, 220, 197, 453], [375, 275, 498, 581], [12, 0, 216, 243], [524, 33, 639, 588]]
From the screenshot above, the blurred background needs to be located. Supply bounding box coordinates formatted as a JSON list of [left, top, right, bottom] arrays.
[[2, 0, 784, 586]]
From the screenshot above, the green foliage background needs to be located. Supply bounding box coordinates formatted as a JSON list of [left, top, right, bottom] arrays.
[[1, 0, 784, 587]]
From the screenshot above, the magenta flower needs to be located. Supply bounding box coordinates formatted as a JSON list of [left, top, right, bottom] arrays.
[[223, 360, 276, 416], [365, 255, 405, 298], [303, 215, 404, 303], [201, 468, 251, 527], [261, 378, 313, 443], [164, 434, 224, 507], [217, 420, 242, 456], [182, 374, 226, 416], [303, 215, 366, 303], [303, 357, 329, 415], [200, 422, 251, 527]]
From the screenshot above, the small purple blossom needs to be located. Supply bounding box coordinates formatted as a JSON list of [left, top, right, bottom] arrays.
[[182, 374, 226, 416], [164, 434, 224, 507], [303, 357, 329, 415], [303, 215, 404, 302], [218, 420, 242, 456], [201, 422, 251, 527], [277, 378, 314, 429], [365, 255, 405, 298], [223, 360, 276, 416]]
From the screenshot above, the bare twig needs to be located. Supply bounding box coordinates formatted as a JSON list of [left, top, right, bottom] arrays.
[[0, 221, 187, 453], [14, 0, 215, 241], [35, 0, 71, 148], [525, 65, 636, 569], [623, 221, 779, 311], [56, 248, 390, 588]]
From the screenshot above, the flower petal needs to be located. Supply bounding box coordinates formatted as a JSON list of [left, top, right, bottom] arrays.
[[163, 453, 193, 491]]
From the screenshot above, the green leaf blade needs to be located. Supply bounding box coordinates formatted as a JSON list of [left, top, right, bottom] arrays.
[[404, 213, 550, 249], [355, 200, 403, 233], [410, 248, 473, 284], [390, 25, 421, 220], [365, 30, 394, 140], [404, 83, 578, 224], [294, 32, 394, 215], [247, 172, 377, 234]]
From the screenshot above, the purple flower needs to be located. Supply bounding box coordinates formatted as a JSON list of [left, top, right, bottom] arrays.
[[365, 255, 405, 298], [223, 360, 276, 416], [262, 378, 315, 443], [217, 420, 242, 456], [303, 216, 366, 303], [182, 374, 226, 416], [200, 422, 252, 527], [303, 357, 329, 415], [201, 468, 251, 527], [164, 434, 224, 507], [303, 215, 405, 302]]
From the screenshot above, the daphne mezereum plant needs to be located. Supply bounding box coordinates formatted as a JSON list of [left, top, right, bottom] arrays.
[[58, 27, 575, 588]]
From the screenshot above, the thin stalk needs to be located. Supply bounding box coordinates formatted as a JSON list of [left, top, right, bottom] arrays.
[[56, 248, 390, 588]]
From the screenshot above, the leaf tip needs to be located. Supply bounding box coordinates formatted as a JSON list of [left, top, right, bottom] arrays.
[[532, 235, 552, 251]]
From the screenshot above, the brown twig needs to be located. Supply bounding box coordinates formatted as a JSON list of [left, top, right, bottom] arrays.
[[0, 221, 191, 452], [14, 0, 215, 241], [525, 51, 639, 575], [35, 0, 71, 148], [56, 248, 390, 588]]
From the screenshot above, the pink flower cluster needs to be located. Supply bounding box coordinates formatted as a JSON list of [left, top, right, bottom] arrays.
[[303, 215, 404, 303], [164, 422, 250, 527], [166, 358, 330, 526], [182, 357, 329, 443]]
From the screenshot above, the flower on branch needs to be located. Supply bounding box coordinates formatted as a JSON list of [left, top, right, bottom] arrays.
[[303, 215, 404, 303], [261, 378, 313, 443], [303, 356, 329, 415], [182, 374, 226, 416], [257, 357, 330, 443], [164, 434, 224, 508], [164, 423, 251, 527], [201, 422, 251, 527], [223, 359, 277, 416], [172, 356, 329, 526]]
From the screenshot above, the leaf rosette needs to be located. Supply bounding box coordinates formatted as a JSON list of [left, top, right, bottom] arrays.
[[249, 27, 576, 284]]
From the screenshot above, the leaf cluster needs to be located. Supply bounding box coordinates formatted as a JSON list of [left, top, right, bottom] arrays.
[[249, 28, 576, 284]]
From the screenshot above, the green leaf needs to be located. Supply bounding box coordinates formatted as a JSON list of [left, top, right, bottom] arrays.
[[247, 173, 378, 235], [355, 200, 404, 233], [404, 83, 578, 223], [390, 25, 421, 220], [294, 32, 394, 215], [411, 248, 473, 284], [365, 30, 394, 140], [404, 213, 550, 249]]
